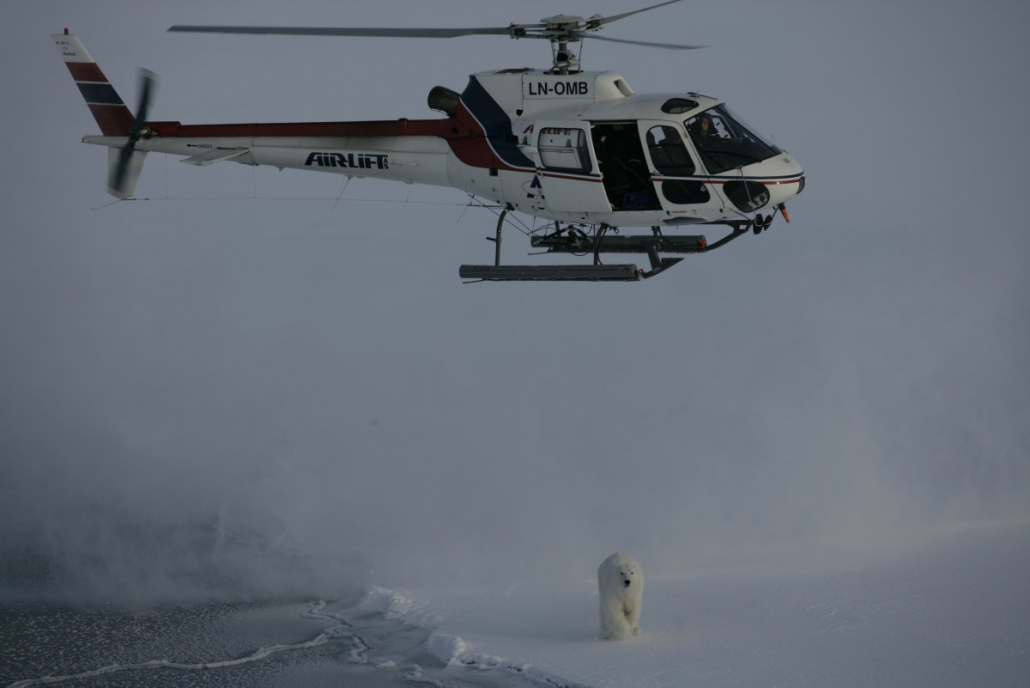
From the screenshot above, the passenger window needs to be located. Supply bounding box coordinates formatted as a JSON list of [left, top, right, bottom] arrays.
[[539, 127, 591, 174], [646, 126, 695, 176], [661, 179, 710, 205]]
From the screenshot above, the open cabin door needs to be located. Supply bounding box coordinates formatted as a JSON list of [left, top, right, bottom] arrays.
[[533, 121, 611, 214]]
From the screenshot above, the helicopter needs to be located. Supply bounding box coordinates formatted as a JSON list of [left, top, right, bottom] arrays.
[[53, 0, 805, 282]]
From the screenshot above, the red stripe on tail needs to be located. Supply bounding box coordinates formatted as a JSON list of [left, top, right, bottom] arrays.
[[67, 62, 107, 82], [88, 103, 136, 136]]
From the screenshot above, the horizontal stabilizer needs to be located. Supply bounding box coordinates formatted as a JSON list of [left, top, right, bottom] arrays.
[[180, 148, 251, 166]]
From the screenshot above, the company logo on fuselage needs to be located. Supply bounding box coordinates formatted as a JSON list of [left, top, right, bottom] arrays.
[[305, 152, 389, 170]]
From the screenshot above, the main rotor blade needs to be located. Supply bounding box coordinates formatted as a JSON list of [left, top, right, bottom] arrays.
[[168, 25, 538, 38], [570, 31, 703, 50], [590, 0, 684, 27]]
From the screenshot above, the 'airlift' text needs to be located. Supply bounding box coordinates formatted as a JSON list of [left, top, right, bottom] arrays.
[[305, 152, 389, 170]]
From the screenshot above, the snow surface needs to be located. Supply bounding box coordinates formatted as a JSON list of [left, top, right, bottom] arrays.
[[4, 520, 1028, 687], [380, 520, 1030, 688]]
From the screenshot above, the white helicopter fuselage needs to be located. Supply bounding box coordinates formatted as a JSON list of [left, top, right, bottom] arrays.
[[83, 66, 804, 228]]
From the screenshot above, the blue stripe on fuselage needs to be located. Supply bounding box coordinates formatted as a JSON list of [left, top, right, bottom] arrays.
[[460, 76, 535, 170]]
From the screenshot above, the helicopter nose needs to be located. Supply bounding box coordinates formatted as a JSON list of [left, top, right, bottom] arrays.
[[762, 155, 805, 207]]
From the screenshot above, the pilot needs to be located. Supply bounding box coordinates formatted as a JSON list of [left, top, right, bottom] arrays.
[[691, 114, 720, 147]]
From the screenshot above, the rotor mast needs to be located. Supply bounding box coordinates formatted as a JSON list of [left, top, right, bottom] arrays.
[[539, 14, 588, 74]]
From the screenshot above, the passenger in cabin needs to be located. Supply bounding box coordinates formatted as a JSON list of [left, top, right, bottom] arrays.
[[598, 125, 648, 189], [595, 125, 633, 188], [594, 123, 658, 210], [597, 124, 632, 162]]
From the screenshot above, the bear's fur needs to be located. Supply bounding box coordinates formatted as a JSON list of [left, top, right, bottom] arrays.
[[597, 552, 644, 640]]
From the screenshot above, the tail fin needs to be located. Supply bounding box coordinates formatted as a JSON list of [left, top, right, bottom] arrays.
[[52, 29, 135, 136]]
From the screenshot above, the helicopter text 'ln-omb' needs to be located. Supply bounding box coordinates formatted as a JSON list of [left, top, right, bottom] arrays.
[[53, 0, 805, 282]]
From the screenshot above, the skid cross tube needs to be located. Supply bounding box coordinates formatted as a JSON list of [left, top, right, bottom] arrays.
[[530, 233, 708, 254]]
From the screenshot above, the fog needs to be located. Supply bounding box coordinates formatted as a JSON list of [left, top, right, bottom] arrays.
[[2, 0, 1028, 606]]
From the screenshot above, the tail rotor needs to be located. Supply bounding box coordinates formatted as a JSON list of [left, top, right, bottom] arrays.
[[110, 69, 156, 197]]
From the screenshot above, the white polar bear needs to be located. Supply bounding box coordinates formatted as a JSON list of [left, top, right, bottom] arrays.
[[597, 552, 644, 640]]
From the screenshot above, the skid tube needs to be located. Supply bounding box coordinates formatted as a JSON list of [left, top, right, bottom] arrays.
[[458, 213, 754, 283]]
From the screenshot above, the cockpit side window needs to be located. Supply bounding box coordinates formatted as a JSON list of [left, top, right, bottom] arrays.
[[685, 105, 781, 174], [646, 125, 695, 176]]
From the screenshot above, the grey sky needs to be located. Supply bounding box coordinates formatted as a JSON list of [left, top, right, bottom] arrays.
[[2, 0, 1028, 602]]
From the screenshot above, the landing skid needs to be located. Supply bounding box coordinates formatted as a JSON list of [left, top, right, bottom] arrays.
[[459, 264, 648, 282], [458, 210, 755, 283]]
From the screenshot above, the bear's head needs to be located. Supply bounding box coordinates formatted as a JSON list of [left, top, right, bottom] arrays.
[[616, 563, 638, 588], [600, 552, 643, 591]]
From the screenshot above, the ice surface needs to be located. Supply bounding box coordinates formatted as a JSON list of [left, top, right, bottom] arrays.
[[3, 520, 1028, 687], [389, 521, 1030, 688]]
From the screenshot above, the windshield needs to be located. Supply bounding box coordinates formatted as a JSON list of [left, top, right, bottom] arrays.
[[685, 104, 781, 174]]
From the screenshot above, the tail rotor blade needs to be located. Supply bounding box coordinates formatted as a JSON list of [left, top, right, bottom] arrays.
[[112, 68, 157, 197], [133, 69, 156, 128], [112, 142, 135, 195]]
